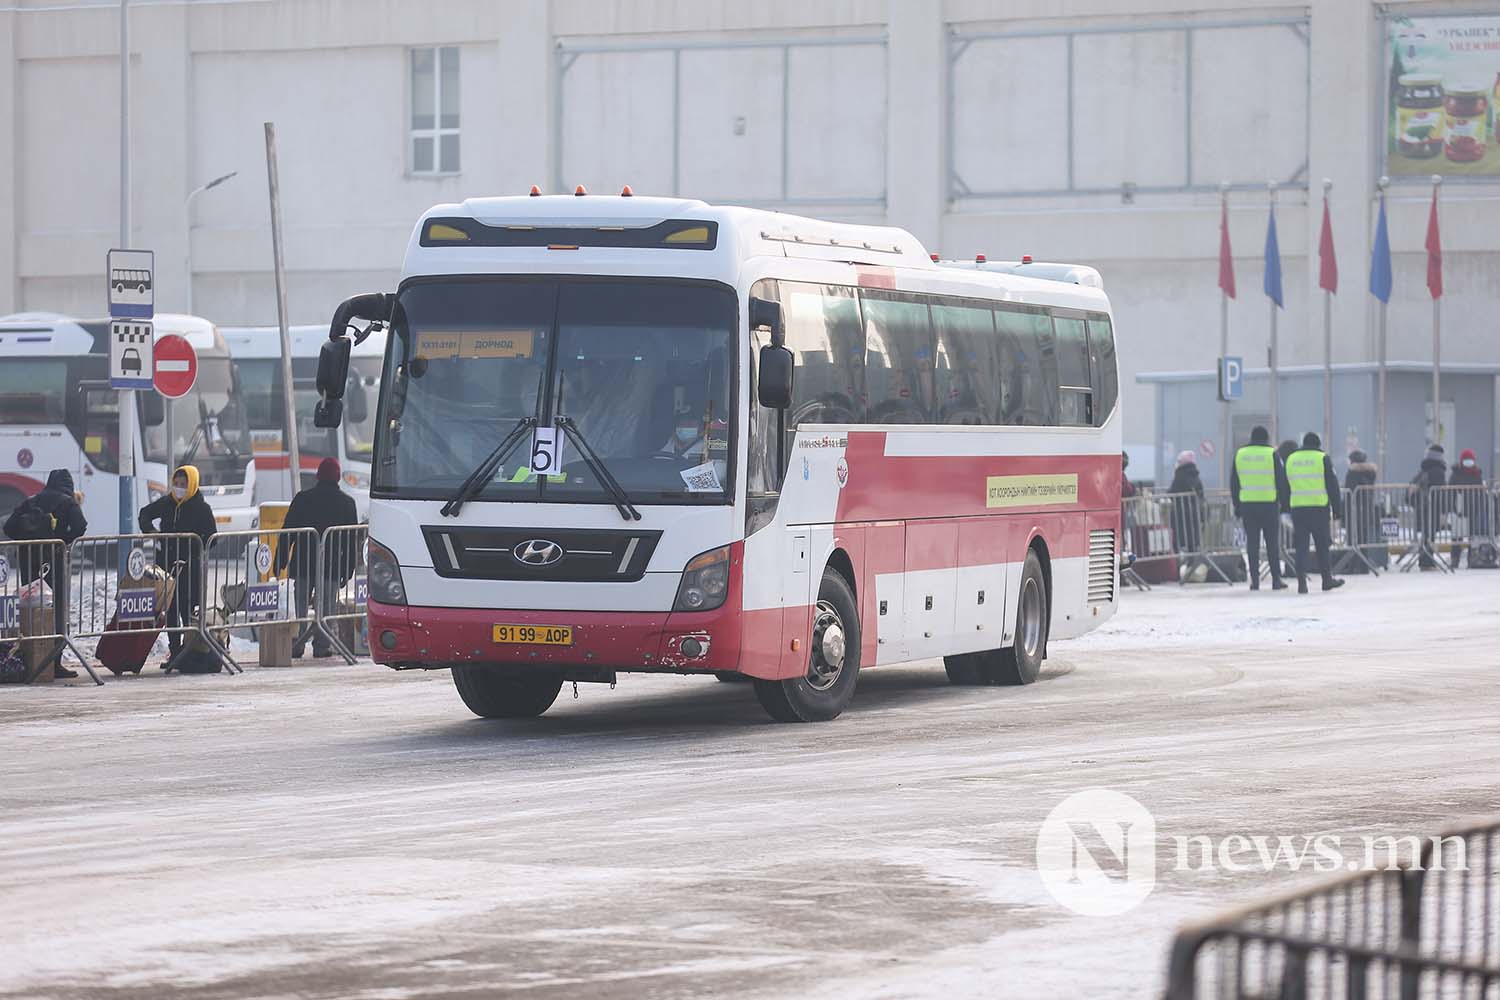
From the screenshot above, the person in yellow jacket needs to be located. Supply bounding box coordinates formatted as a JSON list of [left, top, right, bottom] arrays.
[[139, 465, 219, 659], [1284, 432, 1345, 594], [1230, 425, 1290, 590]]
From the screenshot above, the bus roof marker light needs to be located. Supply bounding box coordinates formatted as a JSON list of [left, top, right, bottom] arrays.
[[1022, 254, 1033, 264], [620, 185, 634, 197], [574, 184, 587, 196], [930, 253, 939, 262], [529, 185, 541, 196], [976, 253, 986, 263]]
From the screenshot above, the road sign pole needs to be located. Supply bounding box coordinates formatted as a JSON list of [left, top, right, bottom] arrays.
[[118, 0, 133, 535], [264, 123, 301, 497]]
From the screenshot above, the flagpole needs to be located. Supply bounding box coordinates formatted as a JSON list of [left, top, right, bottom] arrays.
[[1267, 180, 1279, 445], [1431, 173, 1442, 450], [1377, 176, 1389, 476], [1322, 178, 1334, 453], [1219, 181, 1231, 489]]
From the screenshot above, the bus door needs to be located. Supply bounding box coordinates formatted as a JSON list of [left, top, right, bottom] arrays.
[[77, 382, 121, 529]]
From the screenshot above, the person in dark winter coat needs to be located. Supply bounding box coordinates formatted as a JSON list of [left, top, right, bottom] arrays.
[[138, 465, 218, 655], [4, 470, 88, 676], [1448, 448, 1488, 568], [1169, 450, 1205, 576], [1409, 444, 1448, 568], [1343, 450, 1381, 549], [275, 458, 359, 658]]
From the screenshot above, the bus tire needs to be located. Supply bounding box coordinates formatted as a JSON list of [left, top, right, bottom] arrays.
[[753, 569, 860, 723], [993, 549, 1048, 685], [451, 666, 563, 719]]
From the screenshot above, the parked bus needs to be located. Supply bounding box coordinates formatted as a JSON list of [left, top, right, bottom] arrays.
[[314, 195, 1121, 723], [0, 312, 256, 532], [221, 325, 382, 513]]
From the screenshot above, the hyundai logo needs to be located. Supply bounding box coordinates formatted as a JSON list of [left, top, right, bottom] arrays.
[[513, 539, 564, 566]]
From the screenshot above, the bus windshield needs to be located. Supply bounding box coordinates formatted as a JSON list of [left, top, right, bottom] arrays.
[[143, 357, 250, 486], [374, 278, 735, 504]]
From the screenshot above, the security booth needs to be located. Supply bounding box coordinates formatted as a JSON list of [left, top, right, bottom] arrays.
[[1138, 362, 1499, 490]]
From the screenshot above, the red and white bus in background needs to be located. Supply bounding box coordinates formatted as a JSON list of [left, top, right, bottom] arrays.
[[315, 194, 1121, 723], [0, 312, 257, 532], [221, 325, 382, 515]]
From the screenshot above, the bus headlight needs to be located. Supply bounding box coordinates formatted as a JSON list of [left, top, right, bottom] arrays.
[[367, 538, 407, 606], [673, 545, 731, 613]]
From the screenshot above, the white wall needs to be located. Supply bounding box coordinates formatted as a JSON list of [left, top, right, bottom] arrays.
[[0, 0, 1496, 458]]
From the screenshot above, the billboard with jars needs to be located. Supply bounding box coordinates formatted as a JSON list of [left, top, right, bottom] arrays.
[[1387, 14, 1500, 176]]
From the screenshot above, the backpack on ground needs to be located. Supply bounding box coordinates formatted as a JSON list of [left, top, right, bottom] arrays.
[[1469, 541, 1499, 570]]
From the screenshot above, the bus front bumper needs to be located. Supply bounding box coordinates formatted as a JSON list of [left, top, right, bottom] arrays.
[[366, 598, 767, 677]]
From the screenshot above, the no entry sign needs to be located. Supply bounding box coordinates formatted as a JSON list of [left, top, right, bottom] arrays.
[[153, 334, 198, 399]]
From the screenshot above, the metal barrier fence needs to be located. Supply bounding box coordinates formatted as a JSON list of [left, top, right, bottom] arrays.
[[1166, 817, 1500, 999], [317, 524, 369, 662], [203, 527, 354, 667], [0, 538, 94, 684], [69, 532, 241, 675], [1122, 491, 1240, 585]]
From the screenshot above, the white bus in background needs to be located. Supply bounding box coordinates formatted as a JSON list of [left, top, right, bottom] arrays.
[[221, 325, 382, 514], [316, 194, 1122, 724], [0, 312, 257, 531]]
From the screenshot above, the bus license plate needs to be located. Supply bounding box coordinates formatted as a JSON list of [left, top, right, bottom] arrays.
[[492, 624, 573, 646]]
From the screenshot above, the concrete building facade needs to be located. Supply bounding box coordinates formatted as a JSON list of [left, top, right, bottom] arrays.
[[1, 0, 1496, 467]]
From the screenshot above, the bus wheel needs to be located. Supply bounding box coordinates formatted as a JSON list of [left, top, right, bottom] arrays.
[[994, 550, 1048, 685], [754, 570, 860, 722], [451, 666, 563, 719]]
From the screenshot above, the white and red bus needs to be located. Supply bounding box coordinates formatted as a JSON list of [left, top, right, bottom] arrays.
[[0, 312, 256, 532], [221, 324, 383, 513], [315, 194, 1121, 722]]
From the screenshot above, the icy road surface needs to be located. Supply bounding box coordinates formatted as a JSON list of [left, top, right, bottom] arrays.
[[1, 571, 1497, 999]]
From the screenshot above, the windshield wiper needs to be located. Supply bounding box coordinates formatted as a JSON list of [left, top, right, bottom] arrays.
[[440, 416, 537, 518], [555, 416, 641, 522]]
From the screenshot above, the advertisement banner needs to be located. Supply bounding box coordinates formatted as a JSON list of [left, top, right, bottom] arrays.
[[1387, 15, 1500, 176]]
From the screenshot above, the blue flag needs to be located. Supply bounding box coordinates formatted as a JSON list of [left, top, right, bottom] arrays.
[[1370, 193, 1393, 304], [1263, 206, 1283, 308]]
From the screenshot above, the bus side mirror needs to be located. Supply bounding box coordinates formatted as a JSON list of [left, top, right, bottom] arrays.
[[141, 392, 165, 427], [757, 345, 794, 410], [314, 398, 344, 429], [749, 297, 782, 344], [316, 338, 352, 402]]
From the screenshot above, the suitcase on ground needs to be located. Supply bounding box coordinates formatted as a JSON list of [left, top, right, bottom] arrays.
[[96, 614, 166, 676], [97, 567, 179, 676]]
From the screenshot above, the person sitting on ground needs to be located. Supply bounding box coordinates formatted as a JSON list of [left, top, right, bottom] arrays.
[[275, 457, 359, 658], [4, 470, 88, 678], [138, 465, 218, 658]]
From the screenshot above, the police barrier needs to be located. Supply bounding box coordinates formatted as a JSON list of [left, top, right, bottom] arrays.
[[0, 539, 95, 684], [202, 527, 351, 666], [1165, 816, 1500, 999], [1428, 484, 1498, 570], [1119, 492, 1236, 585], [1345, 483, 1446, 574], [316, 524, 369, 662], [67, 533, 239, 675]]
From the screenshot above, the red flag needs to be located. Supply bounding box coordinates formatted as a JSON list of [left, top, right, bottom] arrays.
[[1318, 197, 1338, 293], [1425, 187, 1442, 299], [1218, 200, 1236, 299]]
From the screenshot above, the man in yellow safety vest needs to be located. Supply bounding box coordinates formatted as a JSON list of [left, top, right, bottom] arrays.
[[1285, 431, 1345, 594], [1231, 425, 1289, 590]]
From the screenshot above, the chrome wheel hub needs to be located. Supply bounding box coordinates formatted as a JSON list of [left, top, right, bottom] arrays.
[[806, 600, 846, 691]]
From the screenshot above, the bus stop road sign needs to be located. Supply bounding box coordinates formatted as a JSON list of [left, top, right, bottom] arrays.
[[107, 249, 154, 319], [110, 319, 155, 390], [153, 334, 198, 399]]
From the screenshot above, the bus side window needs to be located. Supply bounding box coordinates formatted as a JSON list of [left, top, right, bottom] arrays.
[[1088, 316, 1118, 426], [994, 306, 1057, 426], [1053, 315, 1093, 427], [932, 300, 1001, 425], [859, 291, 933, 425], [780, 282, 864, 450]]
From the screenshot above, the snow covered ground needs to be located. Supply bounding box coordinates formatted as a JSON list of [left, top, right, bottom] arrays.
[[1, 570, 1496, 999]]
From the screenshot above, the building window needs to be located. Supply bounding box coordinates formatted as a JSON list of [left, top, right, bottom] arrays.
[[410, 46, 460, 174]]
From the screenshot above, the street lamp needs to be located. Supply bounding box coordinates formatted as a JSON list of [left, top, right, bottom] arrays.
[[185, 170, 238, 315]]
